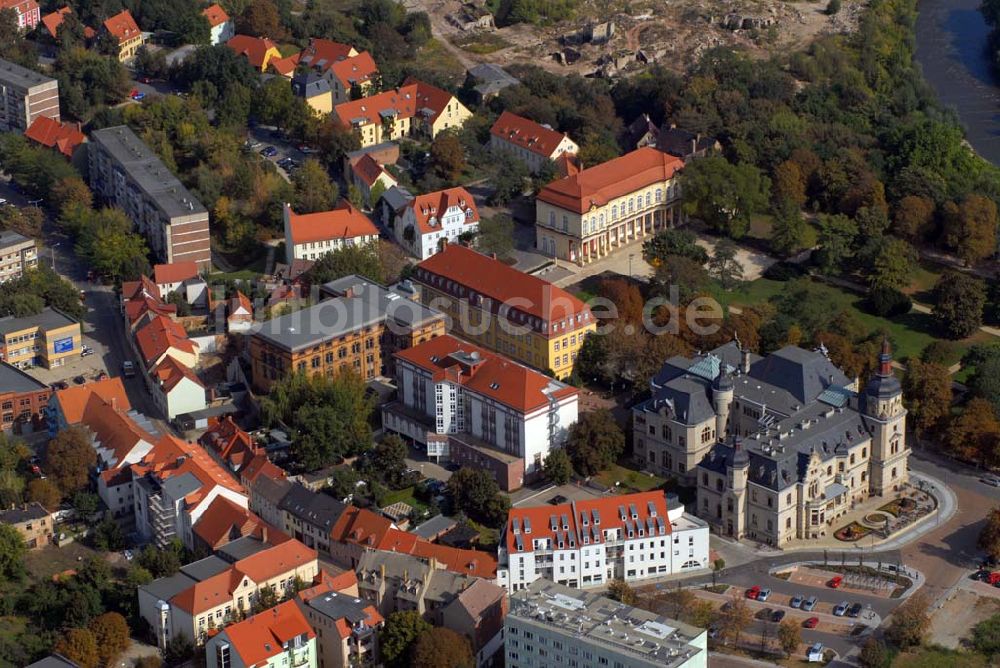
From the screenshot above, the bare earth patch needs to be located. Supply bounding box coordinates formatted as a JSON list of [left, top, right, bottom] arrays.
[[928, 587, 1000, 649]]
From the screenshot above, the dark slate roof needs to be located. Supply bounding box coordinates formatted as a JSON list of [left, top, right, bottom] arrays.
[[179, 555, 230, 581], [656, 126, 718, 158], [279, 482, 347, 531], [139, 571, 198, 602], [26, 655, 80, 668], [748, 346, 850, 406], [0, 502, 48, 524], [640, 376, 715, 426]]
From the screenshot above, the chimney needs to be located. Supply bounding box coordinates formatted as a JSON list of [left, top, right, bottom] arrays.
[[741, 346, 750, 373], [261, 524, 268, 544], [491, 253, 497, 260]]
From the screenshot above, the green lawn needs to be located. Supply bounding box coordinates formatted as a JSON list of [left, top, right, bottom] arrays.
[[452, 33, 512, 54], [380, 486, 427, 512], [892, 647, 988, 668], [413, 38, 466, 87], [904, 260, 943, 299], [593, 463, 666, 493]]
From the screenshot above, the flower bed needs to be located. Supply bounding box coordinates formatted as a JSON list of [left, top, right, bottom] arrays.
[[878, 497, 917, 517], [835, 522, 872, 541]]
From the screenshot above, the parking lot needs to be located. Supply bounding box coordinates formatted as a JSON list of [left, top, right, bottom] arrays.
[[246, 126, 321, 182]]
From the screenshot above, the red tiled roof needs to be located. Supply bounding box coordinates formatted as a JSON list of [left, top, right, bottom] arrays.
[[414, 244, 591, 328], [54, 377, 130, 425], [299, 38, 357, 72], [125, 295, 177, 326], [201, 3, 228, 27], [504, 490, 672, 555], [285, 201, 378, 245], [555, 152, 582, 178], [122, 275, 160, 302], [135, 315, 196, 366], [151, 355, 205, 393], [409, 535, 497, 579], [334, 78, 456, 128], [298, 569, 358, 602], [328, 51, 378, 89], [537, 146, 684, 214], [103, 9, 140, 44], [394, 335, 577, 413], [24, 116, 85, 158], [490, 111, 575, 159], [227, 34, 278, 69], [193, 496, 261, 549], [220, 600, 314, 665], [81, 393, 154, 467], [241, 452, 287, 487], [269, 51, 301, 76], [229, 290, 253, 315], [236, 537, 316, 582], [351, 153, 391, 188], [331, 506, 394, 549], [200, 416, 258, 469], [407, 186, 479, 236], [153, 261, 199, 286], [41, 6, 71, 38]]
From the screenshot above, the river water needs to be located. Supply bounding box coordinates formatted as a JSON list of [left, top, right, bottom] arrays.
[[915, 0, 1000, 164]]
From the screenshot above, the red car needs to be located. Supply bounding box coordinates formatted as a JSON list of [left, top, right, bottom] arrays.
[[746, 586, 761, 600], [804, 617, 819, 629], [828, 576, 843, 588], [988, 572, 1000, 586]]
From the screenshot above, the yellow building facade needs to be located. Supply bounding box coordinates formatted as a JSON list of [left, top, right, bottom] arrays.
[[0, 308, 81, 369]]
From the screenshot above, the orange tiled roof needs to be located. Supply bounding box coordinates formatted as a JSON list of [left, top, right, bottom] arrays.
[[414, 244, 591, 327], [135, 315, 196, 366], [103, 9, 140, 44], [394, 335, 578, 413], [193, 496, 261, 549], [229, 290, 253, 316], [555, 151, 582, 178], [235, 537, 316, 583], [200, 416, 257, 469], [122, 275, 161, 302], [24, 116, 86, 158], [333, 603, 382, 640], [351, 153, 391, 188], [220, 600, 314, 665], [409, 537, 497, 579], [151, 355, 205, 393], [125, 295, 177, 326], [334, 78, 455, 128], [285, 201, 378, 245], [504, 490, 672, 555], [328, 51, 378, 90], [330, 506, 394, 548], [135, 434, 245, 504], [81, 392, 154, 467], [490, 111, 574, 159], [201, 3, 228, 27], [537, 146, 684, 214], [241, 452, 287, 486], [153, 261, 199, 286], [54, 377, 130, 425], [269, 51, 301, 76], [227, 34, 278, 69], [41, 6, 71, 38], [407, 187, 478, 236], [299, 38, 357, 71]]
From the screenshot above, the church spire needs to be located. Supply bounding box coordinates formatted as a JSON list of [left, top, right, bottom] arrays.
[[878, 337, 893, 377]]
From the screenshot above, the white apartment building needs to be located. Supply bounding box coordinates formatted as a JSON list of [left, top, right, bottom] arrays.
[[497, 491, 709, 591], [505, 579, 707, 668], [382, 334, 578, 491], [489, 111, 579, 174], [384, 186, 480, 259], [282, 201, 379, 264]]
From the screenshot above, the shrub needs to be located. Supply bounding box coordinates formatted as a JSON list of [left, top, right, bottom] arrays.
[[763, 261, 807, 281], [867, 286, 912, 317]]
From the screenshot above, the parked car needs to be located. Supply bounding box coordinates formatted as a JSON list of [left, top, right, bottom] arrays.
[[807, 642, 825, 662], [260, 146, 278, 157], [746, 586, 761, 600], [829, 575, 844, 588], [122, 360, 136, 378], [833, 601, 849, 616], [848, 603, 863, 618], [757, 587, 771, 602], [802, 596, 818, 611], [298, 144, 319, 154], [73, 375, 86, 385], [790, 594, 804, 608], [130, 90, 145, 101], [803, 616, 819, 629], [771, 610, 786, 622], [81, 348, 95, 357], [982, 476, 1000, 487]]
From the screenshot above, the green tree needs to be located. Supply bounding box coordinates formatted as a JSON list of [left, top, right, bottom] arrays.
[[0, 205, 43, 238], [358, 435, 409, 488], [943, 195, 998, 266], [606, 579, 638, 605], [236, 0, 283, 37], [46, 427, 96, 495], [870, 237, 917, 292], [89, 612, 130, 666], [0, 8, 37, 67], [720, 590, 753, 647], [55, 628, 99, 668], [476, 214, 514, 260], [293, 159, 338, 213], [885, 592, 930, 649], [932, 271, 987, 339], [770, 200, 808, 257], [893, 195, 935, 242], [137, 543, 182, 578], [680, 156, 770, 238], [972, 613, 1000, 655], [815, 214, 857, 275], [826, 0, 842, 14], [163, 633, 195, 666], [777, 619, 801, 658], [708, 239, 745, 289], [368, 180, 388, 209], [980, 508, 1000, 563], [75, 208, 150, 281], [308, 243, 383, 285], [447, 467, 510, 527], [542, 448, 573, 484], [381, 610, 432, 668], [771, 160, 807, 208], [487, 150, 529, 206], [411, 627, 474, 668], [902, 360, 952, 434], [91, 512, 126, 551], [642, 228, 709, 266], [430, 131, 466, 183], [0, 523, 26, 581], [565, 409, 624, 476], [946, 397, 1000, 466]]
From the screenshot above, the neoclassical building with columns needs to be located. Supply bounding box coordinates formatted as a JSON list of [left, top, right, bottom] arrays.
[[633, 339, 910, 547], [534, 146, 685, 265]]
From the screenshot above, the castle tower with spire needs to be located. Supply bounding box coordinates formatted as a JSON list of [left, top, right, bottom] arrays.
[[863, 338, 909, 494]]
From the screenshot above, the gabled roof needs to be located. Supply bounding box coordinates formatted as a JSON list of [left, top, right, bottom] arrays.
[[280, 483, 347, 531], [193, 496, 262, 549], [103, 9, 140, 44], [81, 392, 154, 467], [153, 261, 199, 286], [504, 491, 672, 555], [201, 3, 229, 27], [490, 111, 575, 159], [54, 377, 131, 425], [269, 51, 301, 76], [403, 77, 457, 124], [537, 146, 684, 214], [241, 452, 287, 486], [328, 51, 378, 89], [40, 6, 71, 38], [330, 506, 394, 549], [229, 290, 253, 316], [414, 244, 590, 326], [299, 38, 358, 72], [220, 600, 314, 665], [351, 153, 394, 188], [235, 537, 316, 583], [122, 275, 161, 302], [24, 116, 85, 158], [285, 201, 378, 245], [151, 355, 205, 393], [394, 334, 578, 413], [407, 187, 479, 236], [135, 315, 197, 366], [333, 78, 458, 128], [227, 34, 279, 69]]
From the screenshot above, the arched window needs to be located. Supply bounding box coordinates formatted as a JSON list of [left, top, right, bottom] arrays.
[[701, 426, 712, 443], [646, 193, 651, 207], [612, 205, 618, 220], [655, 188, 662, 203], [599, 213, 605, 227]]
